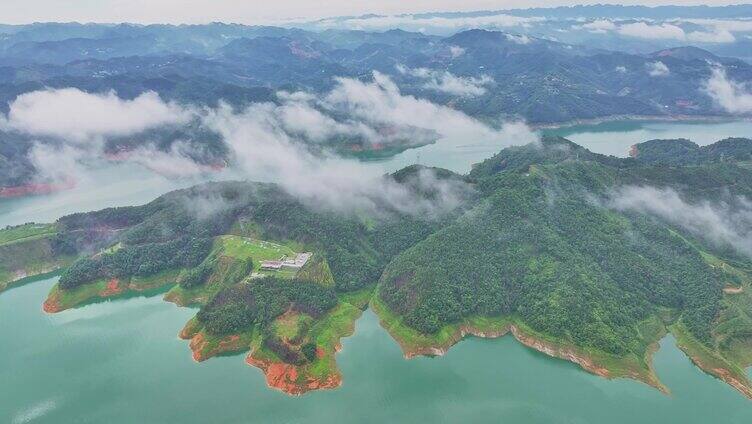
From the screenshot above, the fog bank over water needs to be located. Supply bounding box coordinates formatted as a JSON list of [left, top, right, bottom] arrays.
[[3, 119, 752, 228], [2, 74, 535, 220]]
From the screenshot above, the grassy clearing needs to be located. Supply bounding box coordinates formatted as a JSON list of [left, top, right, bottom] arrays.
[[0, 228, 73, 293], [192, 328, 255, 361], [0, 269, 61, 293], [101, 242, 122, 255], [0, 223, 56, 246], [307, 302, 363, 380], [47, 269, 181, 312], [180, 316, 202, 339], [697, 250, 752, 368], [165, 283, 221, 307], [220, 236, 296, 266], [166, 236, 302, 306], [242, 297, 367, 391], [0, 254, 74, 293], [273, 311, 313, 341], [47, 279, 109, 311], [251, 300, 364, 383]]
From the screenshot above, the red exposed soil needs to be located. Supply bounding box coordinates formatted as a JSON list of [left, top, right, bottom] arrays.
[[392, 319, 666, 393], [0, 178, 76, 198], [188, 331, 246, 362], [246, 355, 341, 396], [179, 322, 199, 340], [712, 367, 752, 400], [42, 294, 62, 313], [189, 332, 208, 361], [723, 286, 744, 294], [99, 278, 124, 297], [509, 326, 612, 379], [680, 349, 752, 400]]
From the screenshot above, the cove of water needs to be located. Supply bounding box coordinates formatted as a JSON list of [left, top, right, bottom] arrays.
[[1, 120, 752, 422], [1, 276, 751, 424]]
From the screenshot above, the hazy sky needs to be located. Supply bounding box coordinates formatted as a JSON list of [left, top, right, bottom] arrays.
[[0, 1, 742, 25]]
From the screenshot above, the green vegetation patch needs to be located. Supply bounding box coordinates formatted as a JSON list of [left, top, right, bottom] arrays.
[[373, 293, 664, 389], [192, 328, 256, 361], [0, 223, 57, 246], [220, 235, 296, 266], [0, 229, 73, 293], [46, 268, 181, 312], [372, 293, 510, 354], [295, 254, 335, 287]]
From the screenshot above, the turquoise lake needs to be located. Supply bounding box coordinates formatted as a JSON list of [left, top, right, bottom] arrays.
[[1, 119, 751, 422]]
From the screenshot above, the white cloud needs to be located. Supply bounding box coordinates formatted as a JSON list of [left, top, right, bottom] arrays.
[[315, 13, 545, 33], [323, 72, 534, 145], [449, 45, 466, 58], [0, 88, 212, 185], [505, 33, 532, 44], [576, 20, 737, 44], [397, 65, 494, 97], [609, 185, 752, 257], [204, 105, 465, 217], [8, 74, 537, 215], [677, 18, 752, 34], [581, 19, 616, 33], [27, 144, 86, 185], [125, 142, 209, 178], [686, 29, 735, 43], [1, 89, 190, 142], [703, 67, 752, 114], [618, 22, 686, 40], [204, 71, 536, 215], [646, 61, 670, 77]]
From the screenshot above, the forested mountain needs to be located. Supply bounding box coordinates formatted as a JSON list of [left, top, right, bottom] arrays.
[[630, 137, 752, 165], [0, 23, 749, 120], [2, 136, 751, 397], [306, 5, 752, 62], [2, 21, 751, 193]]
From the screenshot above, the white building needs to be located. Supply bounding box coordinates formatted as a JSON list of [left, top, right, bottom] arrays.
[[260, 253, 312, 271]]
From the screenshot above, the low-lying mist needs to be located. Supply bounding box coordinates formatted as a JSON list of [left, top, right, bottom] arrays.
[[1, 72, 538, 218], [608, 185, 752, 258]]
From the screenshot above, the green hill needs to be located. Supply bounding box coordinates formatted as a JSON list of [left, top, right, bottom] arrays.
[[2, 137, 752, 397]]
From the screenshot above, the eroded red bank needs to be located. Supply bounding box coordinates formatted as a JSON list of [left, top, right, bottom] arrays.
[[245, 355, 341, 396], [0, 179, 76, 198]]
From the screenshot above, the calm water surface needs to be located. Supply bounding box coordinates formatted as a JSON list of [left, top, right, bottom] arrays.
[[1, 120, 751, 423], [364, 119, 752, 174], [1, 277, 751, 424]]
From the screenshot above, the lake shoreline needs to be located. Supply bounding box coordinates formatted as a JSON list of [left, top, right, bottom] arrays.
[[371, 295, 669, 393], [531, 114, 752, 131]]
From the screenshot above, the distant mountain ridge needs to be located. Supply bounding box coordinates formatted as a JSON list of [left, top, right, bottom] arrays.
[[0, 24, 748, 122], [0, 22, 750, 192]]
